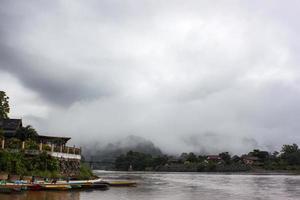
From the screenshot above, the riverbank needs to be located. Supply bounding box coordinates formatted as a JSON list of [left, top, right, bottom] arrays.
[[0, 150, 94, 180]]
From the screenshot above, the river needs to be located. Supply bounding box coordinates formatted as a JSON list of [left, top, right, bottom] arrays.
[[0, 171, 299, 200]]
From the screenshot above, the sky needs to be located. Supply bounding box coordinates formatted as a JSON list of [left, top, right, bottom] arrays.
[[1, 0, 300, 154]]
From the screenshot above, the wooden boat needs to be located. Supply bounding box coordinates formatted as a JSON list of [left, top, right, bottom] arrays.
[[41, 184, 71, 190], [108, 181, 137, 187], [91, 183, 109, 190], [69, 184, 82, 189], [68, 179, 108, 189], [0, 185, 25, 193], [26, 184, 43, 191]]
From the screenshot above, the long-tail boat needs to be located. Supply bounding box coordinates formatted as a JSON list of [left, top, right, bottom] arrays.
[[41, 184, 71, 190], [0, 184, 26, 193], [107, 181, 137, 187]]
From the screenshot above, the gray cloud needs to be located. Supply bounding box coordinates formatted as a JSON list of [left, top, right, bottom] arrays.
[[1, 0, 300, 154]]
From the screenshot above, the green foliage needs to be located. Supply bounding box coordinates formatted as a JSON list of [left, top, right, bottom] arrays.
[[280, 144, 300, 165], [0, 150, 59, 176], [0, 91, 10, 119], [231, 155, 241, 163], [196, 162, 206, 172], [115, 144, 300, 172], [78, 163, 93, 179], [6, 138, 22, 149], [186, 152, 198, 163], [219, 152, 231, 164], [15, 125, 38, 141], [115, 151, 168, 171], [248, 149, 270, 162], [151, 155, 168, 168], [25, 139, 39, 150], [206, 161, 217, 171], [0, 151, 26, 174]]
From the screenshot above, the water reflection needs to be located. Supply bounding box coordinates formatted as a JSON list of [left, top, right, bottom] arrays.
[[0, 172, 299, 200], [0, 191, 80, 200]]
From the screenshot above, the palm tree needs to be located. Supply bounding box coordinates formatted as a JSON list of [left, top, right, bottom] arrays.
[[16, 125, 38, 141]]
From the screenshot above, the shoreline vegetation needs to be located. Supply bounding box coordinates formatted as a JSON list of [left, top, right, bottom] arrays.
[[0, 150, 94, 180], [0, 91, 94, 181], [113, 144, 300, 174]]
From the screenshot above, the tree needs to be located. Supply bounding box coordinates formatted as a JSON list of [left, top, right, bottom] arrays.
[[231, 155, 241, 163], [219, 152, 231, 164], [280, 144, 300, 165], [16, 125, 38, 141], [281, 144, 298, 155], [248, 149, 270, 162], [186, 152, 198, 163], [0, 91, 10, 119]]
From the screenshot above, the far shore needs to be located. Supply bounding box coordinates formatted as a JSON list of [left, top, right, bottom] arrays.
[[93, 169, 300, 175]]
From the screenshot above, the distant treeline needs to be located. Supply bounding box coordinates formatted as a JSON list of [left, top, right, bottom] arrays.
[[115, 144, 300, 172]]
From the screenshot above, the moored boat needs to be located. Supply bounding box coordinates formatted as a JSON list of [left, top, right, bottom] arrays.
[[26, 184, 43, 191], [91, 183, 109, 190], [108, 181, 137, 187], [69, 184, 82, 189], [0, 184, 26, 194], [41, 184, 71, 190]]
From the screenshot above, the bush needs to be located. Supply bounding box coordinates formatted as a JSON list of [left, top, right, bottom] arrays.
[[25, 139, 39, 150], [0, 151, 26, 174], [0, 150, 59, 175], [78, 163, 93, 179], [6, 138, 22, 149]]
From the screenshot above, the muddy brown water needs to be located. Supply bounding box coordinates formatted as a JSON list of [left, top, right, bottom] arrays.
[[0, 171, 299, 200]]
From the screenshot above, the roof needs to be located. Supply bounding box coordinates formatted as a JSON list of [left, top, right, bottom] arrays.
[[37, 135, 71, 144], [242, 156, 259, 161], [0, 119, 22, 130], [207, 155, 222, 160]]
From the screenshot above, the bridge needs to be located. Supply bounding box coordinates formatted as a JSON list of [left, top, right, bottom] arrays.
[[83, 160, 115, 169]]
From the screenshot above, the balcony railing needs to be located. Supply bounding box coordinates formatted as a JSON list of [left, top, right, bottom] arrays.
[[0, 138, 81, 160]]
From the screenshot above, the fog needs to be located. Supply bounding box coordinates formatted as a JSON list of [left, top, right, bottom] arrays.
[[1, 0, 300, 154]]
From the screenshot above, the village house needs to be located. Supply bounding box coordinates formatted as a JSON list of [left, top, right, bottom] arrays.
[[0, 118, 81, 160], [241, 156, 259, 165], [207, 155, 222, 161]]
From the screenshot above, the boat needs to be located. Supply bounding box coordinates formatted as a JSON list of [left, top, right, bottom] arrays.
[[69, 184, 82, 189], [68, 178, 103, 184], [0, 184, 26, 193], [91, 183, 109, 190], [41, 184, 71, 190], [108, 181, 137, 187], [26, 184, 43, 191], [68, 178, 109, 190]]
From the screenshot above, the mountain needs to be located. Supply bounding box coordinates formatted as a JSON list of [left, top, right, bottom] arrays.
[[83, 135, 162, 169]]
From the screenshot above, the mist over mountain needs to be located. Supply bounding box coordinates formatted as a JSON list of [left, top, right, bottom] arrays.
[[83, 135, 162, 165]]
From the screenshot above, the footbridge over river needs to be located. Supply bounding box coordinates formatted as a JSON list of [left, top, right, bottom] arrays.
[[83, 160, 115, 170]]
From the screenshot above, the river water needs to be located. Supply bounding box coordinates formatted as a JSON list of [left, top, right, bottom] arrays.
[[0, 171, 299, 200]]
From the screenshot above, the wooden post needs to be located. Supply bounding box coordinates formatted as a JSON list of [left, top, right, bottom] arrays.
[[51, 144, 54, 152], [79, 146, 82, 155], [22, 141, 25, 150], [39, 142, 43, 151], [1, 139, 4, 149], [60, 145, 63, 153], [73, 145, 75, 154], [67, 147, 69, 154]]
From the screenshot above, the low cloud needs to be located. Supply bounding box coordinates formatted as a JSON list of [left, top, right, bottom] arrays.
[[1, 0, 300, 154]]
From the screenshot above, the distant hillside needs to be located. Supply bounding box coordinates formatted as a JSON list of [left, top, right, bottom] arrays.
[[83, 135, 162, 169]]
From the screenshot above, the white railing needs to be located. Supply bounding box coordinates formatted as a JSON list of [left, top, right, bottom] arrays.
[[48, 151, 81, 160]]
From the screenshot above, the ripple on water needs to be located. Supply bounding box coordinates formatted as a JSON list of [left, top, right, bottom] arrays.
[[0, 172, 299, 200]]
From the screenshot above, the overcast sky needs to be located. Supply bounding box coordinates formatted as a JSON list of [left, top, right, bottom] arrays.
[[1, 0, 300, 154]]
